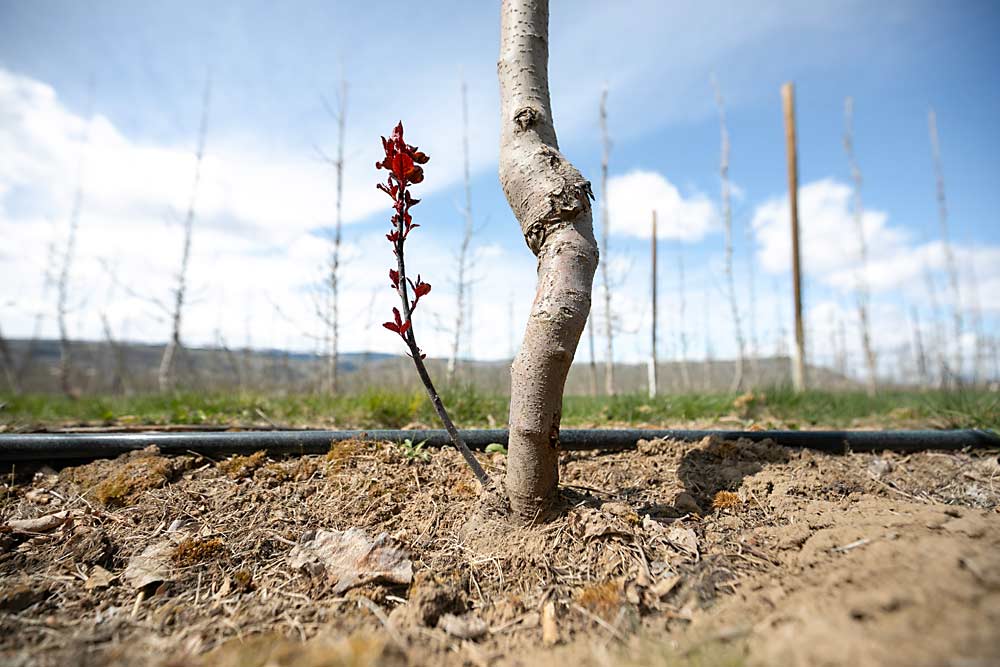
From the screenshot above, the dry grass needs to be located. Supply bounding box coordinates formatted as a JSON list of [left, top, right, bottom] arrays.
[[2, 436, 997, 666]]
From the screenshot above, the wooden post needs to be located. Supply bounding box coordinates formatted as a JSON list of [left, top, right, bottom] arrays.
[[648, 210, 658, 398], [782, 82, 806, 392]]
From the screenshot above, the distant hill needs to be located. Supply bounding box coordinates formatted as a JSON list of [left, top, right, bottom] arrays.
[[0, 338, 856, 395]]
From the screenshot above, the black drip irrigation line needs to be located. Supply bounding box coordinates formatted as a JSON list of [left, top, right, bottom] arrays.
[[0, 428, 997, 463]]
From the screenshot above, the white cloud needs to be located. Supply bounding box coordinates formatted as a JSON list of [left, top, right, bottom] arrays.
[[750, 178, 1000, 313], [606, 170, 717, 241], [0, 66, 537, 359]]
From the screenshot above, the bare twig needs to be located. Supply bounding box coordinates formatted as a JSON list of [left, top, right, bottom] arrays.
[[928, 109, 963, 384], [448, 78, 475, 385], [159, 75, 211, 392], [844, 97, 878, 395], [56, 78, 94, 398], [599, 86, 615, 396], [320, 77, 348, 394], [712, 75, 746, 392]]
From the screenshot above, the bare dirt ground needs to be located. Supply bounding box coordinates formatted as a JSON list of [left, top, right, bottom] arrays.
[[2, 434, 999, 667]]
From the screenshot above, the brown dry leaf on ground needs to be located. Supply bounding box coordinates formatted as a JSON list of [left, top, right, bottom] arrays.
[[0, 435, 998, 667], [123, 537, 177, 590], [287, 527, 413, 594]]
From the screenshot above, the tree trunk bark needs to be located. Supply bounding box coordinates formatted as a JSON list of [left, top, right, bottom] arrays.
[[498, 0, 599, 521]]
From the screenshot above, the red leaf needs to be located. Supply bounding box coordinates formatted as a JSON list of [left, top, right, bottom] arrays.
[[411, 150, 429, 165], [399, 321, 411, 335], [389, 269, 399, 288], [391, 152, 414, 181], [393, 307, 402, 327], [415, 282, 431, 298], [382, 322, 399, 333]]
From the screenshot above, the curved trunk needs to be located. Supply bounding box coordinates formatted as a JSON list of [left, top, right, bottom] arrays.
[[498, 0, 599, 521]]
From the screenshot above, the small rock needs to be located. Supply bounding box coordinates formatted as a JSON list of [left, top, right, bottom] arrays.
[[541, 601, 558, 645], [867, 457, 893, 479]]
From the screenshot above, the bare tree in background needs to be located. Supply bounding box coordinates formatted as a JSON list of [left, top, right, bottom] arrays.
[[966, 257, 985, 385], [499, 0, 599, 520], [16, 233, 59, 387], [447, 79, 475, 385], [648, 210, 658, 398], [928, 109, 963, 383], [677, 244, 692, 391], [712, 77, 746, 392], [98, 268, 130, 395], [159, 76, 211, 392], [910, 306, 928, 386], [843, 97, 878, 395], [584, 320, 598, 396], [745, 219, 760, 386], [0, 323, 18, 393], [702, 295, 714, 391], [57, 83, 94, 398], [100, 313, 130, 395], [598, 86, 615, 396], [319, 79, 348, 393]]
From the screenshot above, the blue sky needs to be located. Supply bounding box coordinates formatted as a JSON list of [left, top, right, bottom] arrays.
[[1, 0, 998, 381]]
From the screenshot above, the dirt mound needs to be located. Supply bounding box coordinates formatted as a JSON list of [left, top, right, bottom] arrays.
[[1, 435, 998, 666]]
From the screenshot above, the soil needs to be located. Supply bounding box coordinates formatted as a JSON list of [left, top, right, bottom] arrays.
[[1, 434, 998, 667]]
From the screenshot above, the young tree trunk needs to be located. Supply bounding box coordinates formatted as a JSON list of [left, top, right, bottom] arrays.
[[712, 78, 745, 393], [844, 97, 878, 395], [498, 0, 599, 521], [598, 87, 615, 396], [448, 79, 475, 385], [160, 78, 210, 392]]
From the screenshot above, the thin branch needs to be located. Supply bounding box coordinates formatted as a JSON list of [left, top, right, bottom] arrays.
[[159, 74, 211, 391], [928, 108, 963, 383], [599, 85, 615, 395], [844, 97, 878, 394], [711, 75, 745, 392], [448, 77, 475, 385], [56, 77, 95, 398]]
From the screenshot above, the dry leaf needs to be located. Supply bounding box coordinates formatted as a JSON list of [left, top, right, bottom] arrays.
[[6, 511, 71, 533], [287, 527, 412, 594], [123, 539, 175, 590], [85, 565, 117, 590], [438, 612, 488, 640], [667, 525, 699, 558], [568, 507, 634, 540]]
